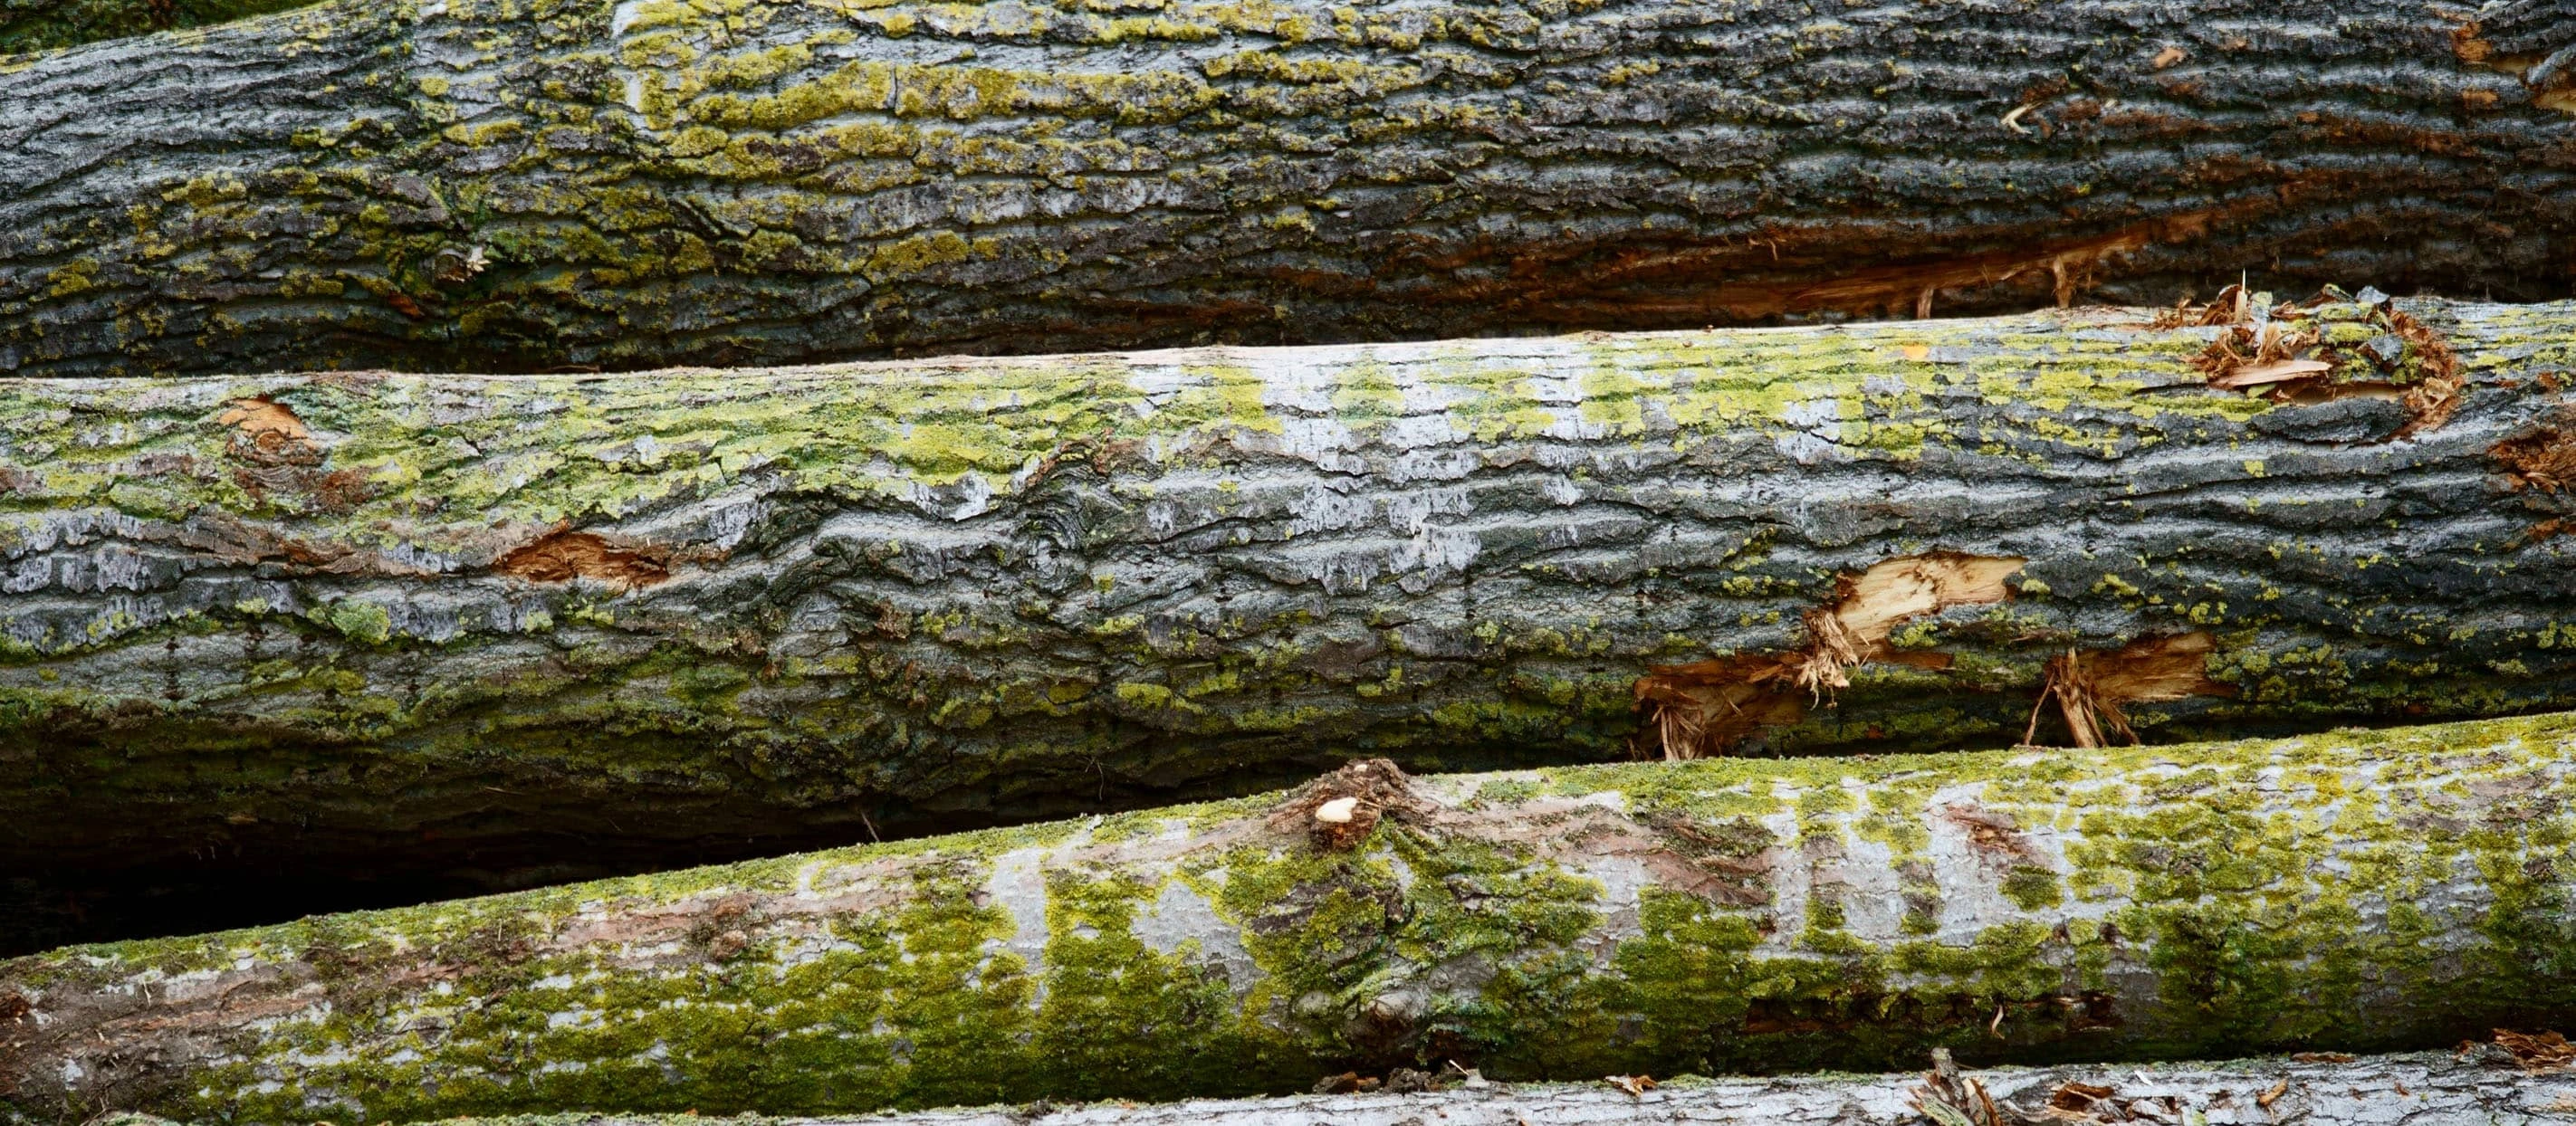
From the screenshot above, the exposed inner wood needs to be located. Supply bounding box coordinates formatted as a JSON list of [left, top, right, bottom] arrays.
[[2497, 424, 2576, 495], [2028, 632, 2227, 749], [496, 530, 674, 588], [1636, 554, 2025, 759]]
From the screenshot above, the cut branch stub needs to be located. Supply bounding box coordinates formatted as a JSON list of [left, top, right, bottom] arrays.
[[1267, 759, 1428, 851], [214, 397, 321, 466]]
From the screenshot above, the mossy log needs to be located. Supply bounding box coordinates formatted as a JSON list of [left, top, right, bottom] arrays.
[[9, 714, 2576, 1124], [6, 297, 2576, 952], [0, 0, 311, 53], [55, 1049, 2576, 1126], [5, 0, 2576, 377]]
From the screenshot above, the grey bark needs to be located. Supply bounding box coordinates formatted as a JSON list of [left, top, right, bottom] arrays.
[[3, 0, 2575, 377], [342, 1052, 2576, 1126], [4, 297, 2574, 953], [7, 718, 2576, 1123]]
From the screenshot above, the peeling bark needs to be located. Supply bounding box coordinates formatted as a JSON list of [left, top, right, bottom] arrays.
[[5, 298, 2576, 952], [5, 0, 2576, 376], [8, 714, 2576, 1123]]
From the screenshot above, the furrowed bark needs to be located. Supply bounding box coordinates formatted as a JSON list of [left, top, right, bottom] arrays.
[[5, 298, 2576, 952], [60, 1050, 2576, 1126], [8, 714, 2576, 1124], [4, 0, 2576, 377]]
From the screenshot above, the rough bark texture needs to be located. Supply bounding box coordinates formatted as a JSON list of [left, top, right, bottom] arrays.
[[125, 1052, 2571, 1126], [0, 0, 313, 53], [7, 714, 2576, 1124], [5, 0, 2576, 377], [5, 298, 2576, 952], [50, 1051, 2576, 1126]]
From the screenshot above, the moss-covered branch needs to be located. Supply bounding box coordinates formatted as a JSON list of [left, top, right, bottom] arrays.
[[5, 297, 2575, 952], [4, 0, 2576, 376], [9, 712, 2576, 1123], [0, 0, 313, 53]]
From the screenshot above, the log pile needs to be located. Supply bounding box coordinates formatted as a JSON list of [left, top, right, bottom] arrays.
[[5, 0, 2576, 1123]]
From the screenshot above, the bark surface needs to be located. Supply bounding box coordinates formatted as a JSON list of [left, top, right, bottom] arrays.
[[189, 1052, 2576, 1126], [53, 1051, 2576, 1126], [4, 0, 2576, 377], [5, 298, 2576, 951], [7, 714, 2576, 1124]]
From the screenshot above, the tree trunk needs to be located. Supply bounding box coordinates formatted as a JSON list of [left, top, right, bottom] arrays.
[[0, 0, 315, 54], [8, 713, 2576, 1124], [53, 1048, 2576, 1126], [4, 0, 2575, 377], [5, 297, 2575, 951]]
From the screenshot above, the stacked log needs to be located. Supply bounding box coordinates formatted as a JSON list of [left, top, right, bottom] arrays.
[[6, 714, 2576, 1121], [4, 296, 2572, 943], [4, 0, 2575, 377]]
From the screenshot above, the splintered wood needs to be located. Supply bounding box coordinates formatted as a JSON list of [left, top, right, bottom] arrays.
[[2185, 287, 2464, 439], [1634, 554, 2021, 759], [1636, 554, 2236, 758], [2027, 632, 2228, 749]]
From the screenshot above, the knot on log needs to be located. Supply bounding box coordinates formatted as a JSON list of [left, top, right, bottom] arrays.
[[215, 397, 323, 466], [1268, 759, 1428, 851]]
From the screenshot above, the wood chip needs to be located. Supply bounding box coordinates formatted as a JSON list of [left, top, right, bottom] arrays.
[[2210, 358, 2333, 388], [2495, 1028, 2576, 1073]]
